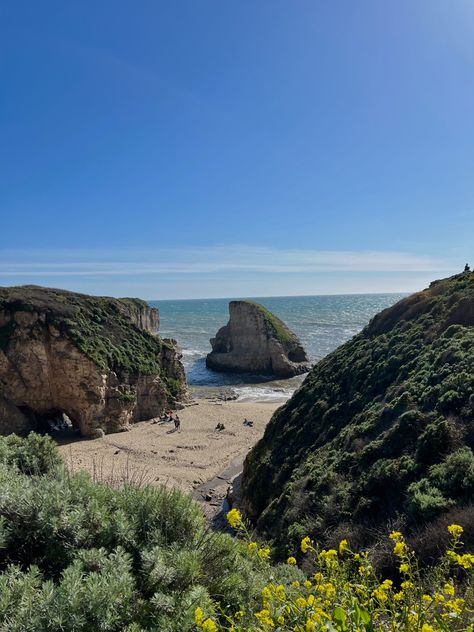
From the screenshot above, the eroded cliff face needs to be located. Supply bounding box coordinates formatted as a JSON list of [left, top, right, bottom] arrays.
[[206, 300, 310, 377], [0, 286, 186, 437]]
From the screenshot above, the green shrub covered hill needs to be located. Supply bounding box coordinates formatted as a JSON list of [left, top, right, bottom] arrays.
[[241, 272, 474, 560]]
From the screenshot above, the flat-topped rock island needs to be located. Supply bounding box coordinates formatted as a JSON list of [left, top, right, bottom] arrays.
[[206, 300, 310, 377]]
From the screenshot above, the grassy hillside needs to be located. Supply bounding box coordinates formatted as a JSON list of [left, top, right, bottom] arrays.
[[241, 273, 474, 560]]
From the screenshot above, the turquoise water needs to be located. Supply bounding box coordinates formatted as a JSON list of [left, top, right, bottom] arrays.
[[150, 294, 405, 401]]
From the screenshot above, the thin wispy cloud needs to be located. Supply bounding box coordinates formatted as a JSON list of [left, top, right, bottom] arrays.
[[0, 246, 450, 277]]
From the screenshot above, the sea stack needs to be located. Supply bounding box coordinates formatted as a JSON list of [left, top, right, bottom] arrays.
[[0, 285, 186, 438], [206, 300, 310, 377]]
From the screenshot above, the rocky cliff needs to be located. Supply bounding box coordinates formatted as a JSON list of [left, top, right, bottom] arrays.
[[240, 273, 474, 557], [206, 300, 310, 377], [0, 285, 186, 437]]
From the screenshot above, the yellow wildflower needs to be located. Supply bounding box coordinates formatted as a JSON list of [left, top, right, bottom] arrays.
[[254, 609, 274, 627], [399, 563, 409, 573], [202, 618, 218, 632], [194, 607, 204, 626], [296, 597, 307, 608], [444, 582, 455, 596], [301, 536, 312, 553], [401, 580, 413, 591], [306, 619, 315, 632], [226, 508, 242, 529], [287, 556, 297, 565], [247, 542, 257, 554], [261, 586, 271, 606], [304, 580, 312, 588], [445, 598, 464, 614], [258, 547, 271, 560], [458, 553, 474, 569], [339, 539, 348, 554], [320, 548, 337, 560], [389, 531, 402, 541], [421, 625, 434, 632], [447, 524, 463, 537], [393, 541, 407, 557], [275, 584, 285, 601]]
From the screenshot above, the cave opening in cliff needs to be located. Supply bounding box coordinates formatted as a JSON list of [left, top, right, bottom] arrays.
[[19, 407, 80, 437]]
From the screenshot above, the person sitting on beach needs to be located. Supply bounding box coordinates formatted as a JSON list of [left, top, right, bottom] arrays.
[[243, 418, 254, 427]]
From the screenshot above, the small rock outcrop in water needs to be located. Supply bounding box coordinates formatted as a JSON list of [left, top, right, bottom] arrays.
[[0, 285, 186, 437], [206, 300, 310, 377]]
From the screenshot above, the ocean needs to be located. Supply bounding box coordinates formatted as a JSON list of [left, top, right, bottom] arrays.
[[150, 294, 405, 402]]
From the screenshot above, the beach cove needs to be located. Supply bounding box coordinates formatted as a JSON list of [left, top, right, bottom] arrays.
[[57, 398, 281, 515]]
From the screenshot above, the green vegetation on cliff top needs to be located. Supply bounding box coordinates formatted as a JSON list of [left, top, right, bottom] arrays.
[[241, 273, 474, 559], [0, 285, 169, 376], [240, 300, 297, 346]]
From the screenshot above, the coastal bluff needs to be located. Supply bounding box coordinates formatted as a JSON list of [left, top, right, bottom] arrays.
[[240, 272, 474, 556], [0, 285, 186, 437], [206, 300, 310, 377]]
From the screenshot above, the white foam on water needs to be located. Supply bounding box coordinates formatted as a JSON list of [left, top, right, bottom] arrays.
[[233, 385, 293, 403], [181, 349, 202, 357]]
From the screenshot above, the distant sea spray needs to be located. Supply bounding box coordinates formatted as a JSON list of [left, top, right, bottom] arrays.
[[150, 294, 405, 402]]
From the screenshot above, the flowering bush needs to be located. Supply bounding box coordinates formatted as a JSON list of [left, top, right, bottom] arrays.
[[193, 510, 473, 631]]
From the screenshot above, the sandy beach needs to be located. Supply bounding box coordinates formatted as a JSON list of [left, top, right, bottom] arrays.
[[57, 398, 282, 512]]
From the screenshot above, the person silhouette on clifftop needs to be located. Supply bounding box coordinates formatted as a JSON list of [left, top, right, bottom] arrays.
[[464, 263, 470, 272]]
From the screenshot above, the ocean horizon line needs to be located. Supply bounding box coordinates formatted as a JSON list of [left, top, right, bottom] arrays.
[[151, 290, 410, 303]]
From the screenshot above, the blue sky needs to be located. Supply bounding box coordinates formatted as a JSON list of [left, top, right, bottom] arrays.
[[1, 1, 473, 299]]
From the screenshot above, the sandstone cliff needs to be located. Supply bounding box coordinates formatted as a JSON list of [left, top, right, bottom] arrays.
[[206, 300, 310, 377], [0, 285, 186, 437]]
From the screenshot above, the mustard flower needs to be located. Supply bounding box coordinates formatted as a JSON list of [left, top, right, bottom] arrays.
[[287, 556, 297, 565], [194, 607, 204, 626], [447, 524, 463, 537], [393, 541, 407, 557], [202, 618, 218, 632], [257, 547, 271, 560], [226, 508, 242, 529], [301, 536, 312, 553]]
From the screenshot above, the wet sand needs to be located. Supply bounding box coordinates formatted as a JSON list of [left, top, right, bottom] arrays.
[[57, 399, 281, 512]]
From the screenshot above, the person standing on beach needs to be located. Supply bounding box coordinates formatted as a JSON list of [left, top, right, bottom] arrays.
[[174, 415, 181, 431]]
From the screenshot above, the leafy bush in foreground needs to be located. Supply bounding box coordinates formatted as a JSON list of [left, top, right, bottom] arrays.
[[0, 435, 295, 631], [0, 436, 472, 630]]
